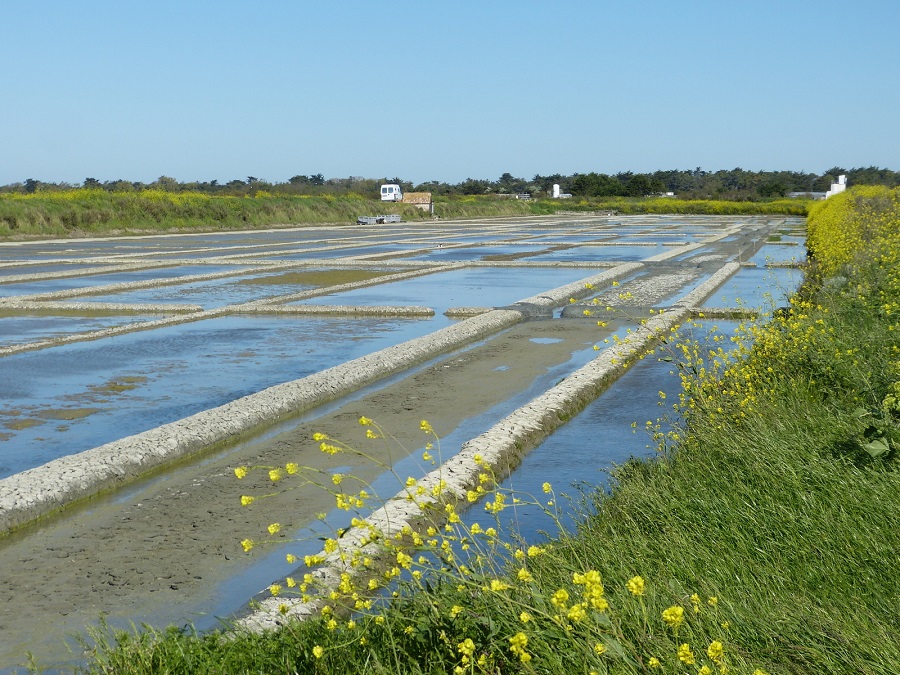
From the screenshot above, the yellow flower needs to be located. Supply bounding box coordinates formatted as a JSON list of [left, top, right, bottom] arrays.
[[285, 462, 299, 474], [590, 594, 610, 612], [286, 553, 297, 564], [519, 611, 532, 623], [312, 645, 324, 659], [677, 643, 695, 665], [269, 584, 282, 597], [358, 416, 371, 426], [567, 603, 587, 622], [458, 638, 475, 658], [517, 568, 533, 583], [691, 593, 702, 613], [542, 482, 552, 493], [366, 428, 378, 439], [422, 451, 433, 462], [509, 632, 529, 660], [551, 588, 569, 608], [332, 473, 344, 485], [312, 432, 328, 441], [594, 642, 606, 656], [648, 656, 661, 669], [420, 419, 433, 433], [490, 579, 511, 592], [234, 466, 248, 479], [662, 605, 685, 629], [707, 640, 725, 663], [626, 575, 645, 596], [240, 538, 254, 552], [450, 605, 463, 618], [240, 495, 255, 506], [267, 522, 281, 535], [708, 595, 718, 607], [268, 468, 282, 482]]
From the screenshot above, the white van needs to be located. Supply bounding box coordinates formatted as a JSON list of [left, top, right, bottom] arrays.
[[380, 184, 403, 202]]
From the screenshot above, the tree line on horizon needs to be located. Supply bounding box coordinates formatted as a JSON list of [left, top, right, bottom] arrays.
[[4, 166, 899, 202]]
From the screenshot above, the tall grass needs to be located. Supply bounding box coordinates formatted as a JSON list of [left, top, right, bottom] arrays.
[[0, 191, 808, 240]]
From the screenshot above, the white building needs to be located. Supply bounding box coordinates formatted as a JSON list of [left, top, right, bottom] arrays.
[[825, 174, 847, 198]]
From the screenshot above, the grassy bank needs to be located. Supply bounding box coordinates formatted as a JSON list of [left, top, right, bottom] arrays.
[[528, 196, 810, 217], [0, 190, 808, 240], [59, 189, 900, 675]]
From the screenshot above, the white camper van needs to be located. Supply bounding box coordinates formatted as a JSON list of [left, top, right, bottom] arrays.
[[380, 183, 403, 202]]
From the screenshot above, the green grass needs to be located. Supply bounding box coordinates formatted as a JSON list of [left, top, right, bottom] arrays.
[[0, 191, 808, 240]]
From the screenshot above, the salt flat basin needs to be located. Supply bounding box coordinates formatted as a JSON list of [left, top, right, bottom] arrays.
[[293, 266, 606, 314], [0, 215, 805, 669], [0, 314, 442, 478], [0, 264, 242, 297]]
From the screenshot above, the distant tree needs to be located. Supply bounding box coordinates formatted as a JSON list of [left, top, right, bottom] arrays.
[[153, 176, 179, 191], [23, 178, 39, 194], [458, 178, 491, 195], [106, 180, 133, 192], [83, 177, 102, 189], [289, 173, 326, 187], [758, 181, 787, 198], [413, 180, 452, 195], [495, 172, 527, 193], [622, 173, 661, 197], [572, 172, 625, 197]]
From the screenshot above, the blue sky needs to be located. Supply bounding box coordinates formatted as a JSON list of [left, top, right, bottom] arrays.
[[3, 0, 898, 186]]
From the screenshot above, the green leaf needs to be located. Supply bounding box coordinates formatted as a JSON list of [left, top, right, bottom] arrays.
[[592, 611, 612, 628], [863, 437, 891, 459], [605, 636, 627, 660]]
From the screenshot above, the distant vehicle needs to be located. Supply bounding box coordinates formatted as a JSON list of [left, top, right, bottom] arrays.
[[380, 183, 403, 202], [357, 214, 402, 225]]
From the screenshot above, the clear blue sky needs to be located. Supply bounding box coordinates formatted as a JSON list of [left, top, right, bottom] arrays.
[[3, 0, 898, 186]]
